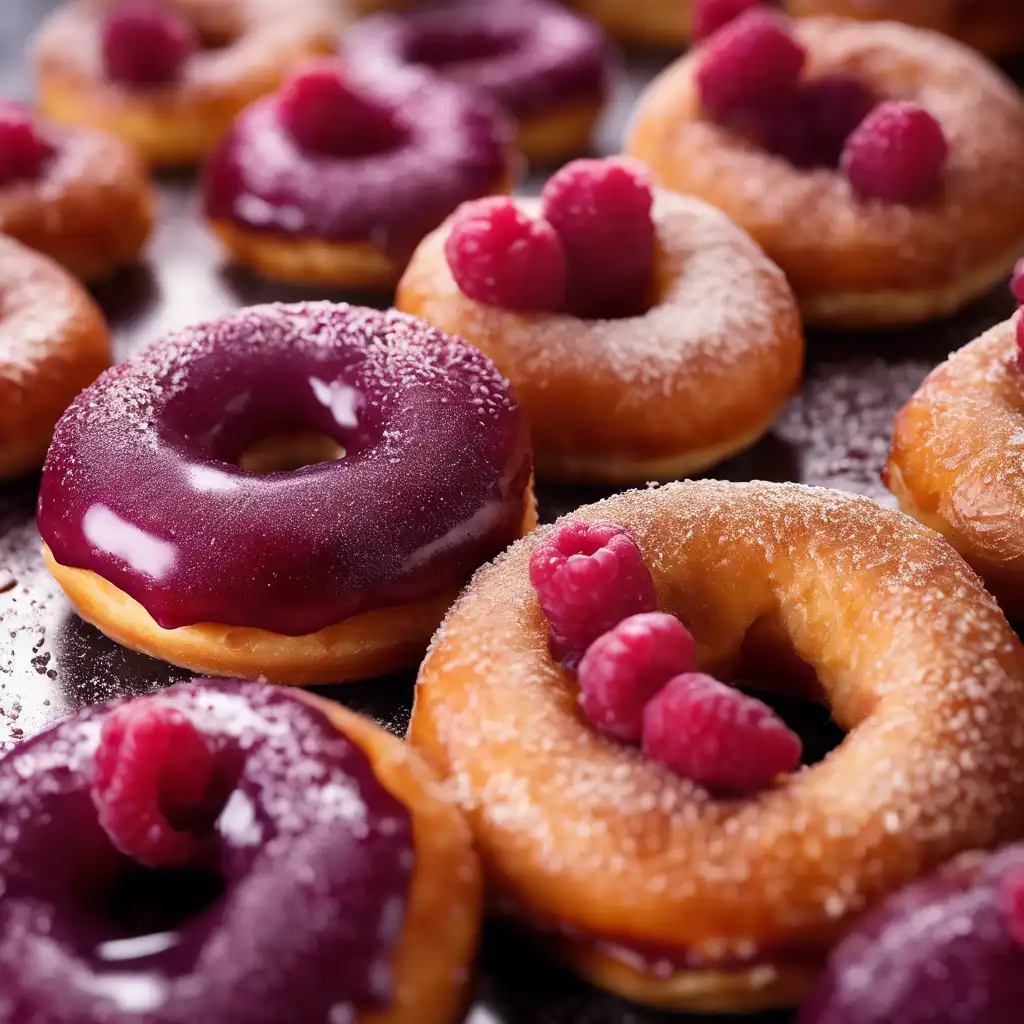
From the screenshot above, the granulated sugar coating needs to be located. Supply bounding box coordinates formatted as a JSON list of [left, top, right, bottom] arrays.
[[412, 480, 1024, 1006]]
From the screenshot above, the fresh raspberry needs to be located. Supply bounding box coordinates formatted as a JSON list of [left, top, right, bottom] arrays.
[[696, 10, 806, 124], [801, 74, 877, 167], [1001, 866, 1024, 949], [540, 157, 655, 318], [0, 104, 55, 186], [91, 698, 221, 867], [577, 612, 696, 741], [444, 196, 567, 312], [278, 62, 406, 158], [642, 673, 802, 792], [1010, 258, 1024, 306], [841, 101, 948, 204], [102, 0, 196, 86], [1017, 316, 1024, 375], [693, 0, 766, 41], [529, 520, 658, 669]]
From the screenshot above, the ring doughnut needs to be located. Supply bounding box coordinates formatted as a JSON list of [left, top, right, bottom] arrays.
[[411, 479, 1024, 1013], [341, 2, 612, 165], [38, 302, 535, 685], [0, 236, 110, 482], [566, 0, 691, 48], [398, 189, 803, 484], [886, 314, 1024, 617], [626, 17, 1024, 327], [0, 678, 480, 1023], [33, 0, 338, 166]]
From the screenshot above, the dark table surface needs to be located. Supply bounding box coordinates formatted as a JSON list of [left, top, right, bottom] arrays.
[[1, 3, 1021, 1022]]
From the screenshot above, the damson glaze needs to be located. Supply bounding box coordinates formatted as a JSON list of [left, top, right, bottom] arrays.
[[37, 303, 532, 634], [0, 680, 414, 1024]]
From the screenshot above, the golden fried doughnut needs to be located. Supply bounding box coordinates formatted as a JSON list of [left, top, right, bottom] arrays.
[[626, 18, 1024, 327], [567, 0, 691, 48], [397, 191, 804, 484], [411, 479, 1024, 1013]]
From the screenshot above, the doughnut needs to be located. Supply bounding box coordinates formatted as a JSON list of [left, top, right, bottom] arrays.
[[626, 16, 1024, 327], [202, 60, 517, 289], [886, 314, 1024, 618], [0, 236, 110, 482], [397, 186, 804, 484], [38, 302, 535, 685], [0, 678, 480, 1024], [341, 1, 612, 165], [33, 0, 338, 167], [785, 0, 1024, 58], [566, 0, 691, 48], [410, 479, 1024, 1013], [0, 102, 152, 282]]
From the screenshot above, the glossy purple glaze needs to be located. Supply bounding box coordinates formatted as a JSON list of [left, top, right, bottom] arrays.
[[342, 1, 610, 121], [0, 679, 413, 1024], [38, 302, 532, 635], [202, 69, 513, 260], [799, 845, 1024, 1024]]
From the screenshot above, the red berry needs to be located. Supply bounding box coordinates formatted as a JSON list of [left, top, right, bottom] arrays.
[[102, 0, 196, 87], [642, 673, 802, 792], [445, 196, 567, 312], [541, 157, 655, 318], [577, 612, 696, 741], [1011, 258, 1024, 306], [1001, 866, 1024, 949], [529, 520, 658, 669], [278, 61, 405, 158], [841, 101, 948, 204], [1017, 316, 1024, 375], [696, 10, 806, 124], [801, 74, 877, 168], [91, 698, 219, 868], [693, 0, 766, 41], [0, 104, 55, 186]]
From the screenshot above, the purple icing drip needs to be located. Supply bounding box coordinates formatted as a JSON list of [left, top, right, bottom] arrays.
[[0, 679, 414, 1024], [202, 70, 512, 259], [799, 845, 1024, 1024], [37, 303, 532, 635], [342, 0, 611, 120]]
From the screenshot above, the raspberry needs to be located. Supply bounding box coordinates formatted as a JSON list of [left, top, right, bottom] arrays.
[[1001, 866, 1024, 949], [841, 101, 948, 204], [1011, 258, 1024, 306], [529, 520, 658, 669], [444, 196, 567, 312], [540, 157, 655, 319], [278, 62, 406, 158], [642, 674, 802, 792], [0, 104, 55, 186], [102, 0, 196, 87], [91, 698, 221, 867], [801, 74, 877, 168], [693, 0, 766, 41], [1017, 316, 1024, 375], [696, 10, 806, 124], [577, 612, 696, 741]]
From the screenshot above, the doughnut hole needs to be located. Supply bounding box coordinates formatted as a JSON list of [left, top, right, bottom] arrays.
[[104, 863, 226, 941], [403, 24, 524, 69], [236, 430, 345, 473]]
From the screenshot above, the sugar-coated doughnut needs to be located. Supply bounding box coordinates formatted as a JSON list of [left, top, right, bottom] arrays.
[[411, 480, 1024, 1013], [0, 236, 110, 482], [886, 315, 1024, 618], [38, 302, 535, 685], [0, 678, 481, 1024], [33, 0, 338, 167], [567, 0, 691, 48], [398, 190, 803, 484], [627, 18, 1024, 327]]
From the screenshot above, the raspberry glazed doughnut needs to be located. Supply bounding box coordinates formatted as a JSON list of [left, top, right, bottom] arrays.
[[38, 302, 535, 685], [34, 0, 337, 167], [626, 12, 1024, 327], [566, 0, 691, 48], [341, 1, 611, 165], [411, 480, 1024, 1013], [0, 678, 480, 1024], [398, 158, 803, 484], [785, 1, 1024, 58], [203, 60, 516, 289], [0, 102, 152, 282], [0, 236, 110, 482]]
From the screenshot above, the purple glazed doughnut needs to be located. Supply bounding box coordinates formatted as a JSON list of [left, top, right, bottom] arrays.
[[202, 61, 517, 288], [342, 0, 613, 163], [37, 302, 536, 685], [0, 679, 481, 1024]]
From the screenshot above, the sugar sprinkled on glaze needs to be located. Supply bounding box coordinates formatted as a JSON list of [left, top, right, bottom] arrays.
[[414, 480, 1024, 963], [37, 302, 532, 635], [0, 679, 413, 1023]]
